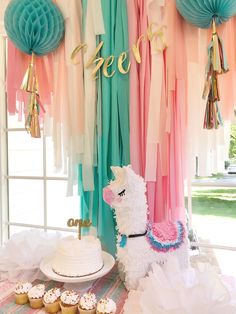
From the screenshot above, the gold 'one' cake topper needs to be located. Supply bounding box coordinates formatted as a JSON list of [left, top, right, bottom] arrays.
[[67, 218, 92, 240]]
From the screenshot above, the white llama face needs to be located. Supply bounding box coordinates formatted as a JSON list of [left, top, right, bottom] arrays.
[[103, 165, 145, 209], [103, 166, 128, 208]]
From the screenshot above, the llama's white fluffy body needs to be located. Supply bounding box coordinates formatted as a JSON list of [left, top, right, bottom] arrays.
[[103, 165, 189, 290]]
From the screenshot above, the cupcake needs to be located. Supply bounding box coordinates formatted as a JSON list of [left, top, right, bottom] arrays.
[[60, 290, 80, 314], [28, 284, 45, 309], [78, 292, 97, 314], [96, 298, 116, 314], [43, 288, 61, 313], [14, 282, 32, 305]]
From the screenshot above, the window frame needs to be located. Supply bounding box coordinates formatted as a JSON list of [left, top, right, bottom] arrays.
[[0, 37, 78, 243]]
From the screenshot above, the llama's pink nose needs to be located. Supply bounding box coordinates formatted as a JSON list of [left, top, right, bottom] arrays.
[[103, 187, 115, 205]]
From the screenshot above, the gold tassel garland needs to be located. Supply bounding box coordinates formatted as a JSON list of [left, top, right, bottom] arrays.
[[21, 52, 41, 138], [203, 19, 228, 130]]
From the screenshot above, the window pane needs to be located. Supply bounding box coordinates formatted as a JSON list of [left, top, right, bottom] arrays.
[[192, 187, 236, 247], [47, 181, 80, 228], [8, 131, 43, 176], [7, 113, 25, 129], [46, 137, 67, 178], [9, 179, 44, 225]]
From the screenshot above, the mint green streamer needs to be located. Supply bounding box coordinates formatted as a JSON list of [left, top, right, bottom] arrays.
[[79, 0, 130, 256]]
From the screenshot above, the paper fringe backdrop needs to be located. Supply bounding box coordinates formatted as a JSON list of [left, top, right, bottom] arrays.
[[2, 0, 236, 255]]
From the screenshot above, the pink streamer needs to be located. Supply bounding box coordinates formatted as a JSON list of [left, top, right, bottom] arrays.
[[6, 40, 53, 118], [127, 0, 151, 177], [129, 0, 187, 223]]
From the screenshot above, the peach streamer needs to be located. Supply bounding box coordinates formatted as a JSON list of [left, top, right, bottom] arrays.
[[6, 40, 53, 116]]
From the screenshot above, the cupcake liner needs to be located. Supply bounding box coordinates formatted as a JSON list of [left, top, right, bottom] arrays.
[[44, 300, 61, 313], [78, 307, 96, 314], [29, 297, 44, 309], [60, 302, 78, 314], [15, 293, 29, 305]]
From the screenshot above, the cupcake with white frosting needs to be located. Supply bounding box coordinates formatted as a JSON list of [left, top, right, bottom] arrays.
[[96, 298, 116, 314], [60, 290, 80, 314], [79, 292, 97, 314], [28, 284, 45, 309], [14, 282, 32, 305], [43, 288, 61, 313]]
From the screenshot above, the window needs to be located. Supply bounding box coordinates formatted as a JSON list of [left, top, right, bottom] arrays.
[[0, 40, 80, 245], [186, 128, 236, 277]]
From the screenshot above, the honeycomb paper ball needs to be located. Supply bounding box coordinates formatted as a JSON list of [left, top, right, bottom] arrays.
[[4, 0, 65, 55], [176, 0, 236, 29]]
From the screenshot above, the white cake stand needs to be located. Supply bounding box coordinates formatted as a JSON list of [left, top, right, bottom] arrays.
[[40, 251, 115, 291]]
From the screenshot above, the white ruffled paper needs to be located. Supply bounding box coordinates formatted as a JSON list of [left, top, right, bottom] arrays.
[[123, 257, 236, 314], [0, 230, 61, 282]]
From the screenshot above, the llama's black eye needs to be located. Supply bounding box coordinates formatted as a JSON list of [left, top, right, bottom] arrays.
[[118, 189, 126, 197]]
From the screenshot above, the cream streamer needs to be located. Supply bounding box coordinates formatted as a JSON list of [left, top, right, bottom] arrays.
[[82, 0, 105, 192], [145, 0, 166, 181], [46, 0, 85, 195]]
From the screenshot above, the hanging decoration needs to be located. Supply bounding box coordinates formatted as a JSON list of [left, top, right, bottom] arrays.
[[175, 0, 236, 29], [176, 0, 236, 129], [202, 19, 228, 129], [4, 0, 65, 138]]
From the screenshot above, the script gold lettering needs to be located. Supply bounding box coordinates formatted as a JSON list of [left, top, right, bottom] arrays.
[[132, 34, 145, 64], [71, 43, 88, 65], [86, 41, 104, 79], [67, 218, 75, 227], [118, 52, 131, 74], [91, 57, 104, 80], [67, 218, 92, 239], [147, 23, 167, 51], [71, 24, 167, 78], [103, 55, 115, 78]]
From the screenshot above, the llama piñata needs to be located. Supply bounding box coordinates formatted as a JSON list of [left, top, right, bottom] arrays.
[[103, 165, 189, 290]]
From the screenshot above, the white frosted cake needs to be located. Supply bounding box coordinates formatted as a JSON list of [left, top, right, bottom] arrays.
[[52, 236, 103, 277]]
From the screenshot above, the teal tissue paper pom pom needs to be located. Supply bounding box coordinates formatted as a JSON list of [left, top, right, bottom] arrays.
[[4, 0, 65, 55], [176, 0, 236, 29]]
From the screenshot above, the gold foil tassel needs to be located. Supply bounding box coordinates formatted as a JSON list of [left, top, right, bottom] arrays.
[[21, 53, 36, 92], [202, 76, 211, 100], [212, 19, 222, 73], [25, 92, 41, 138], [30, 96, 41, 138], [21, 52, 42, 138]]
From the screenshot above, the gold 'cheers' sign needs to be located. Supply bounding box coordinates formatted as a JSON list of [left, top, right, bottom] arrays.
[[67, 218, 92, 240], [71, 23, 167, 79]]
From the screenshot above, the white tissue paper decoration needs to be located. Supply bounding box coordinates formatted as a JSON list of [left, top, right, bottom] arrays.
[[0, 230, 61, 282], [123, 256, 236, 314]]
